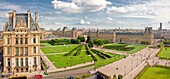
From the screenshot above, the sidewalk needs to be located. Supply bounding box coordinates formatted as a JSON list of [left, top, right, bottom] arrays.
[[48, 61, 95, 73], [40, 50, 57, 72], [92, 47, 127, 55]]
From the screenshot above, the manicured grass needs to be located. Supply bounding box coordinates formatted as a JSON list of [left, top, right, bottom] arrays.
[[41, 44, 78, 54], [140, 67, 170, 79], [124, 44, 146, 54], [103, 43, 146, 54], [47, 51, 93, 68], [41, 43, 53, 46], [95, 53, 125, 68], [41, 44, 124, 68], [158, 47, 170, 59]]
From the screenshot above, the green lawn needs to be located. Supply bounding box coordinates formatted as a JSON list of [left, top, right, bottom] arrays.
[[41, 44, 124, 68], [103, 43, 146, 54], [41, 43, 53, 46], [158, 47, 170, 59], [124, 44, 146, 54], [41, 44, 79, 54], [140, 67, 170, 79], [47, 51, 93, 68], [95, 53, 125, 68]]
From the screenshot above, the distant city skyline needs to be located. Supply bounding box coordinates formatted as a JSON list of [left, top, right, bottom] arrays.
[[0, 0, 170, 30]]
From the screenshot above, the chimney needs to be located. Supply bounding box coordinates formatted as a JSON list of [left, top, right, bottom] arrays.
[[35, 12, 38, 24], [27, 10, 31, 29], [8, 12, 13, 26], [13, 10, 16, 29]]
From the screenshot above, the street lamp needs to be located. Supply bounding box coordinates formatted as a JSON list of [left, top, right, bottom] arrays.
[[124, 66, 126, 76], [0, 62, 1, 73], [136, 58, 138, 67]]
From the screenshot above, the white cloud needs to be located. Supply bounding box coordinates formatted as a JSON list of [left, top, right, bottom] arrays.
[[80, 19, 90, 25], [107, 17, 113, 21], [51, 0, 111, 13], [107, 0, 170, 23]]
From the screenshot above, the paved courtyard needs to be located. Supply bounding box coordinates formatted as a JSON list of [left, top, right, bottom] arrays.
[[91, 47, 160, 79]]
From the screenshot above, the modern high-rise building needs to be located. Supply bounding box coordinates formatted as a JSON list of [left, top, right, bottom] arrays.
[[2, 10, 41, 73]]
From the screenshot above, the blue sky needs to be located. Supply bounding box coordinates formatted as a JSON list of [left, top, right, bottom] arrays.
[[0, 0, 170, 30]]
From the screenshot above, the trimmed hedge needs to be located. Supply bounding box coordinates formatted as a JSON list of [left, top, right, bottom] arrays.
[[85, 45, 97, 61], [64, 45, 82, 56]]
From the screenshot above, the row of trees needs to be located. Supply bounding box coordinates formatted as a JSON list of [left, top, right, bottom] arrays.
[[41, 35, 109, 47], [140, 41, 150, 45]]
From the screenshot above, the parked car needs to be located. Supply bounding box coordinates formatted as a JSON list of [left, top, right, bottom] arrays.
[[34, 74, 43, 79]]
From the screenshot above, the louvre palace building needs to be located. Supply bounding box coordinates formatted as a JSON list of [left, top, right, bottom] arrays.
[[2, 10, 41, 73]]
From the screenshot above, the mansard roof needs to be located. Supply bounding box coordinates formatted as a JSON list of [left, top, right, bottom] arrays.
[[5, 12, 38, 32], [116, 32, 144, 35]]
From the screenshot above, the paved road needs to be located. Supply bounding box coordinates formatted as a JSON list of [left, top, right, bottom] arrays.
[[42, 65, 95, 79], [40, 50, 57, 72], [91, 48, 160, 79], [157, 59, 170, 66]]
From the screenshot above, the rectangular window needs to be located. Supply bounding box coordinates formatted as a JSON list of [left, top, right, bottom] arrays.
[[34, 57, 36, 65], [25, 58, 28, 66], [21, 58, 23, 66], [7, 38, 10, 44], [16, 58, 19, 67], [16, 38, 18, 44], [20, 38, 23, 44], [25, 38, 28, 44], [20, 47, 23, 56], [7, 47, 10, 54], [16, 47, 19, 56], [33, 38, 36, 43], [34, 47, 36, 53], [25, 47, 28, 56]]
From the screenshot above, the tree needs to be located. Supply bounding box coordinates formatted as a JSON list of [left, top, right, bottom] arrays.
[[86, 36, 91, 43], [118, 74, 123, 79], [81, 36, 85, 42], [94, 39, 103, 46], [77, 36, 85, 42], [71, 39, 81, 44], [86, 36, 94, 48], [113, 74, 117, 79], [88, 40, 94, 48], [48, 39, 56, 45]]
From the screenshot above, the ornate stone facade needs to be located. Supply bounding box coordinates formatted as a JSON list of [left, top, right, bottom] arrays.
[[3, 10, 41, 73], [52, 27, 154, 45]]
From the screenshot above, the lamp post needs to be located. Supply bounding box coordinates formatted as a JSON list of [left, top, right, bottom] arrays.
[[0, 62, 1, 73], [124, 66, 126, 76], [136, 58, 138, 67]]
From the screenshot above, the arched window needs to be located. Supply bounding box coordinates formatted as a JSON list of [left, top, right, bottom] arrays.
[[8, 58, 10, 66]]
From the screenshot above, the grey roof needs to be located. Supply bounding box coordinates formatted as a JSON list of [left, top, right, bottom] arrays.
[[6, 13, 38, 31], [116, 32, 144, 35]]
